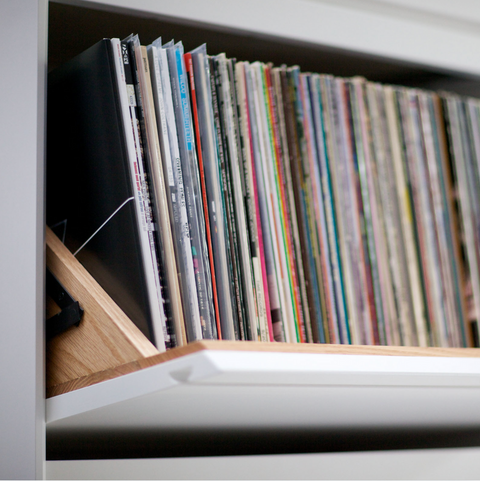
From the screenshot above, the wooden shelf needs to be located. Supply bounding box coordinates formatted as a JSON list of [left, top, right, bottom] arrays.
[[46, 342, 480, 439], [48, 339, 480, 397], [46, 226, 480, 399]]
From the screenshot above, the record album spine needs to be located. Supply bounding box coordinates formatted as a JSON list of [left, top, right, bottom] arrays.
[[185, 52, 221, 340], [116, 38, 168, 350]]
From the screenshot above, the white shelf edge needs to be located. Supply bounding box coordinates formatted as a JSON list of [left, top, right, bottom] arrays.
[[46, 350, 480, 432]]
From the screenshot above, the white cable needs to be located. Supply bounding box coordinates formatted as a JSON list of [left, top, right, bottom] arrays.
[[73, 196, 135, 257]]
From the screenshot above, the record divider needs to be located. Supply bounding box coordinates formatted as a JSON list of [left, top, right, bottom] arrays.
[[46, 225, 480, 399]]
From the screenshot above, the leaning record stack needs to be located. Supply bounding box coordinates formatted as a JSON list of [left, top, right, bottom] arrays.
[[48, 33, 480, 350]]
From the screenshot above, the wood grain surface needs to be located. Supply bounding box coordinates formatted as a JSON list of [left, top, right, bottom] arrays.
[[46, 226, 159, 392]]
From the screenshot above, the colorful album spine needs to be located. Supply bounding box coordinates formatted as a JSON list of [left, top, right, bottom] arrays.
[[418, 91, 461, 345], [420, 92, 454, 346], [138, 41, 188, 347], [338, 78, 377, 345], [369, 83, 413, 346], [166, 41, 216, 340], [384, 86, 427, 346], [460, 98, 480, 342], [432, 93, 469, 346], [462, 97, 480, 344], [272, 67, 314, 343], [210, 56, 245, 340], [311, 74, 350, 344], [263, 65, 302, 342], [177, 43, 216, 339], [320, 75, 363, 343], [405, 88, 438, 347], [266, 66, 307, 343], [283, 66, 325, 343], [222, 55, 260, 341], [189, 45, 238, 340], [185, 51, 222, 340], [116, 37, 168, 350], [257, 62, 298, 342], [396, 90, 434, 347], [241, 62, 275, 341], [406, 89, 449, 346], [245, 62, 286, 341], [151, 39, 203, 343], [235, 61, 271, 342], [444, 95, 480, 345], [300, 73, 338, 343], [348, 78, 386, 344], [288, 67, 326, 343], [355, 80, 396, 345]]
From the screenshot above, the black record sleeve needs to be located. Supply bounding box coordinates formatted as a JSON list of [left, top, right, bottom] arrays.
[[46, 39, 154, 342]]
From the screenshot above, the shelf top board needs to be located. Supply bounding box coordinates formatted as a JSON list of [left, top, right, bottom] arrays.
[[47, 340, 480, 397], [46, 342, 480, 435], [58, 0, 480, 78]]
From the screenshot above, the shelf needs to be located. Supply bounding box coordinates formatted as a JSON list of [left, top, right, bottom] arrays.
[[40, 0, 480, 473], [46, 342, 480, 440], [4, 0, 480, 478]]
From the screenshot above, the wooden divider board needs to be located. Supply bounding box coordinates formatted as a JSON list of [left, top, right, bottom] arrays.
[[46, 226, 159, 393], [45, 227, 480, 399]]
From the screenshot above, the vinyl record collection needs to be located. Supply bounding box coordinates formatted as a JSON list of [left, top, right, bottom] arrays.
[[48, 34, 480, 350]]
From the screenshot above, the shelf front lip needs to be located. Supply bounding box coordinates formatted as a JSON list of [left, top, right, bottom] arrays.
[[46, 343, 480, 427], [45, 341, 480, 398], [55, 0, 480, 77]]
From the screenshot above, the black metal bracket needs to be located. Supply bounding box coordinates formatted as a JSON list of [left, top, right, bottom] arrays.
[[46, 268, 83, 341]]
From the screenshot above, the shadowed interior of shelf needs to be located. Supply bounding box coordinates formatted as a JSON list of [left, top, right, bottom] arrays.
[[48, 2, 480, 97], [46, 226, 480, 398], [47, 424, 480, 460]]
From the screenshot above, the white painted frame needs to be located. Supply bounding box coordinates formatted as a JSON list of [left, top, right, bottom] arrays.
[[0, 0, 48, 479], [4, 0, 480, 478]]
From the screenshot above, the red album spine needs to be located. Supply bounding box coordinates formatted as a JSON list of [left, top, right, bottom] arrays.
[[185, 52, 222, 339]]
